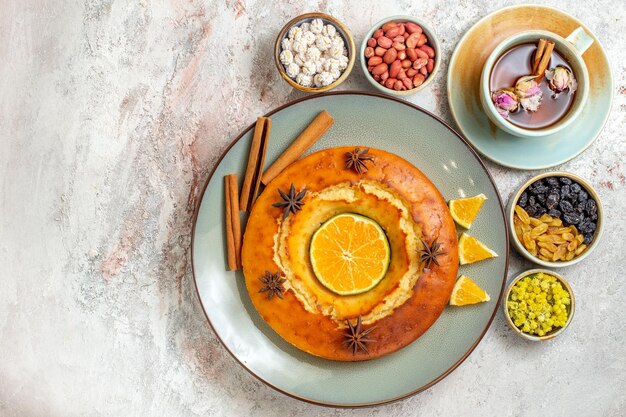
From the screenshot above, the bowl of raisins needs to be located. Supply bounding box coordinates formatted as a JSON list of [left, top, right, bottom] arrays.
[[507, 172, 603, 267]]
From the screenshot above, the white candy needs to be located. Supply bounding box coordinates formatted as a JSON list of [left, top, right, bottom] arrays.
[[279, 50, 294, 65], [296, 73, 313, 87], [292, 40, 307, 54], [294, 52, 306, 67], [322, 24, 337, 37], [302, 31, 316, 46], [313, 74, 323, 87], [305, 46, 321, 62], [310, 18, 324, 34], [281, 38, 293, 52], [315, 60, 324, 74], [337, 55, 349, 70], [332, 35, 344, 48], [319, 71, 334, 86], [315, 36, 332, 52], [286, 62, 300, 78], [323, 58, 340, 72], [330, 68, 341, 81], [300, 22, 311, 32], [288, 26, 303, 40], [301, 61, 317, 76], [328, 44, 344, 59]]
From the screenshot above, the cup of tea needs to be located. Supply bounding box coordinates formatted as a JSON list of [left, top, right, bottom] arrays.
[[480, 28, 593, 138]]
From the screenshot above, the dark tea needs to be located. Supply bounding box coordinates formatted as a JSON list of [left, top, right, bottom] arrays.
[[490, 43, 575, 130]]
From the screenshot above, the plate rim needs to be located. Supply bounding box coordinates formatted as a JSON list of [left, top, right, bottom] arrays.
[[190, 90, 510, 408], [446, 4, 614, 170]]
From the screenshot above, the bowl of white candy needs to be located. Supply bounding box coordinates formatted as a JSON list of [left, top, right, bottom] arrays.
[[274, 13, 355, 92]]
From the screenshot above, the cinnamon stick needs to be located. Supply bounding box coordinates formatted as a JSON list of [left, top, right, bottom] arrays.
[[225, 174, 241, 270], [261, 110, 334, 185], [532, 39, 547, 74], [240, 117, 270, 212], [533, 40, 554, 80]]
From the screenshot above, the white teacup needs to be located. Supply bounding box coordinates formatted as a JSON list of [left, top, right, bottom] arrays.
[[480, 28, 593, 138]]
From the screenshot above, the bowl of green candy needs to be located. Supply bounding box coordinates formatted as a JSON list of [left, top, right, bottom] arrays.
[[503, 269, 575, 341]]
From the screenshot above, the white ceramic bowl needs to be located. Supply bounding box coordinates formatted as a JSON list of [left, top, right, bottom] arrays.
[[507, 171, 603, 268], [360, 15, 440, 96], [503, 269, 575, 342]]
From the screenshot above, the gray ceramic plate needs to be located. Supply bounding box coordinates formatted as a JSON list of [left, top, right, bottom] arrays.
[[192, 92, 509, 407]]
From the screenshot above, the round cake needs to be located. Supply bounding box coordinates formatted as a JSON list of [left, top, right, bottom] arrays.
[[242, 146, 459, 361]]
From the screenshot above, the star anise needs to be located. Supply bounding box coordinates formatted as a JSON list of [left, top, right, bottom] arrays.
[[417, 238, 447, 269], [345, 147, 375, 174], [272, 183, 306, 220], [258, 271, 286, 299], [343, 316, 376, 355]]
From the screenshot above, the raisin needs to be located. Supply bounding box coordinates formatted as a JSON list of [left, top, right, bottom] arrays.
[[559, 200, 573, 212], [536, 193, 546, 204], [591, 213, 598, 221], [578, 190, 588, 203], [529, 195, 537, 207], [589, 222, 597, 231], [526, 205, 538, 217], [546, 192, 560, 209], [535, 206, 547, 216], [561, 185, 571, 200], [578, 219, 591, 233], [519, 192, 528, 207], [546, 177, 559, 187], [585, 199, 597, 214], [576, 202, 585, 213], [548, 209, 562, 218], [563, 212, 582, 225], [559, 177, 572, 185], [584, 233, 594, 245], [570, 183, 581, 193]]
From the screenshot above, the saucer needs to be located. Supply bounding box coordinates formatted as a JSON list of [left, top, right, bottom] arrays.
[[447, 5, 613, 170]]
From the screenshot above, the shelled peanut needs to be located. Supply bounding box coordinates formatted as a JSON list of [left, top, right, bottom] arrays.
[[364, 21, 436, 91], [513, 205, 587, 262]]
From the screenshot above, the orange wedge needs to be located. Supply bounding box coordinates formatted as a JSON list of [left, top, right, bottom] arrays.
[[458, 233, 498, 265], [449, 194, 487, 229], [309, 213, 390, 295], [449, 275, 491, 306]]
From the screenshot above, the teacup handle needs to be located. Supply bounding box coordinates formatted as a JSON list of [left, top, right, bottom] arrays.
[[565, 27, 593, 55]]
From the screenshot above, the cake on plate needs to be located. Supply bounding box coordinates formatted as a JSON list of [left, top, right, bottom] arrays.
[[242, 146, 459, 361]]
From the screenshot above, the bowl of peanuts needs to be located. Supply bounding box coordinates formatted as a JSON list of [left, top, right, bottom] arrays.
[[360, 16, 440, 95], [274, 13, 355, 93], [508, 171, 603, 268]]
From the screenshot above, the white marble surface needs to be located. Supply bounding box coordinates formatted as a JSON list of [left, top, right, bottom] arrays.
[[1, 0, 625, 415]]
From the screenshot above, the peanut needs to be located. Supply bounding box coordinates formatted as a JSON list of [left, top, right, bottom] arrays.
[[384, 78, 396, 89], [406, 48, 417, 61], [405, 22, 423, 34], [405, 32, 420, 48], [401, 59, 412, 68], [427, 58, 434, 73], [368, 56, 383, 66], [413, 73, 425, 87], [397, 50, 407, 60], [383, 48, 397, 64], [417, 34, 427, 47], [393, 80, 403, 91], [364, 47, 375, 58], [377, 36, 392, 48], [367, 38, 377, 48], [372, 63, 388, 75], [389, 60, 402, 78], [381, 22, 397, 32], [402, 78, 413, 89], [419, 45, 435, 58], [375, 46, 387, 56], [392, 41, 406, 51], [373, 29, 383, 39]]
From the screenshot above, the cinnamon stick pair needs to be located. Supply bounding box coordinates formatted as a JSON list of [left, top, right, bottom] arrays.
[[532, 39, 555, 80], [225, 174, 241, 271], [240, 117, 271, 212]]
